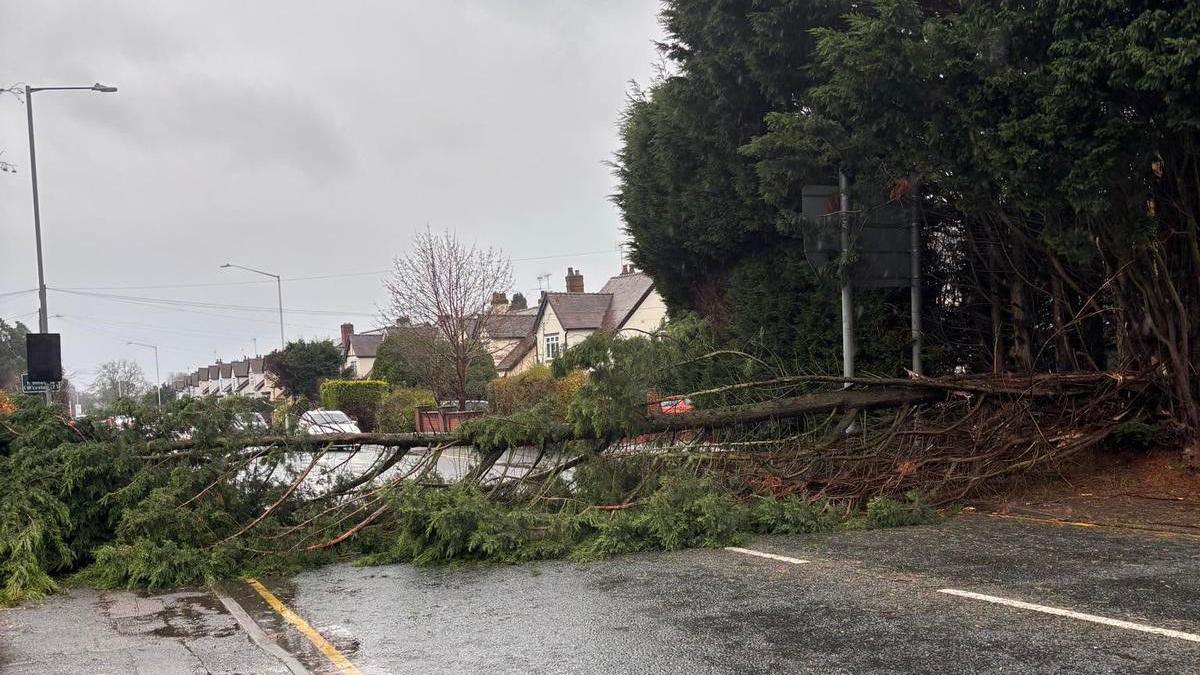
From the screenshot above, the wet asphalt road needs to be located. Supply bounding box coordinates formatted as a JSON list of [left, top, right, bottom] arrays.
[[3, 513, 1198, 674]]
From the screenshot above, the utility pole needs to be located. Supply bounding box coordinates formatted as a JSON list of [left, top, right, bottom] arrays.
[[27, 86, 46, 333], [22, 83, 118, 333], [839, 170, 855, 381], [910, 205, 923, 375]]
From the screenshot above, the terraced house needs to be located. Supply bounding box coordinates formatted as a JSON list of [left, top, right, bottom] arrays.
[[178, 357, 279, 400]]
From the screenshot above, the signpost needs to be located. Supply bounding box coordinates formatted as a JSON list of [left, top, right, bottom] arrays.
[[801, 182, 923, 376], [21, 373, 61, 395]]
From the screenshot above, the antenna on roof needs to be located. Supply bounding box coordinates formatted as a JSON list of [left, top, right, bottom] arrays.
[[537, 273, 551, 291]]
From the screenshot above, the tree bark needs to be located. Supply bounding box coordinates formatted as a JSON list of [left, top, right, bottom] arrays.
[[150, 432, 447, 453]]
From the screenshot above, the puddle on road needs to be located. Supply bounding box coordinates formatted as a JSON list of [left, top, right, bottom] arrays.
[[99, 589, 239, 640]]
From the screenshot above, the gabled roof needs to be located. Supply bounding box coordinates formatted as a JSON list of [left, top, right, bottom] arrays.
[[235, 379, 249, 391], [348, 333, 384, 358], [196, 368, 207, 382], [208, 365, 220, 379], [482, 313, 537, 339], [232, 360, 250, 377], [598, 271, 656, 330], [248, 357, 264, 374], [496, 334, 535, 372], [219, 363, 233, 378], [544, 293, 613, 330]]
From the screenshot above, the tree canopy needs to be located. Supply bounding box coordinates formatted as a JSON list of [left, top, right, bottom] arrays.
[[616, 0, 1200, 426], [90, 360, 148, 406], [384, 229, 510, 407], [372, 325, 495, 402], [264, 339, 344, 400], [0, 319, 30, 391]]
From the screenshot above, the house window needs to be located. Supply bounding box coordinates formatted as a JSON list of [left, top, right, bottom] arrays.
[[544, 334, 560, 361]]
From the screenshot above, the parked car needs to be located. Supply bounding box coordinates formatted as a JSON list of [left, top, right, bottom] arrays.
[[438, 400, 490, 413], [298, 409, 361, 435], [233, 412, 268, 432], [105, 415, 135, 430]]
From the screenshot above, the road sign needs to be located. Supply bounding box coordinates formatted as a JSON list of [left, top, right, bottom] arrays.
[[801, 185, 914, 288], [21, 373, 60, 394], [26, 333, 63, 382]]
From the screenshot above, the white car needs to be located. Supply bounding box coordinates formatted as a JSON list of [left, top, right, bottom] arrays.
[[233, 412, 268, 432], [298, 409, 361, 435]]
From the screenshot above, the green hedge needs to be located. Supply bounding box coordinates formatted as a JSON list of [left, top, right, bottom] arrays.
[[488, 365, 586, 419], [318, 380, 388, 431], [376, 388, 437, 433]]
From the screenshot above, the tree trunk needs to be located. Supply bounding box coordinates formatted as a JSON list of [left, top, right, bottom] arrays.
[[1007, 242, 1034, 373], [1050, 274, 1077, 371]]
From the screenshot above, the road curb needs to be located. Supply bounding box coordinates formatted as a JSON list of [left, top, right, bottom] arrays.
[[212, 585, 313, 675]]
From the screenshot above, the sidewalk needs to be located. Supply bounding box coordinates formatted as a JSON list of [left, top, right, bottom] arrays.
[[0, 587, 291, 674]]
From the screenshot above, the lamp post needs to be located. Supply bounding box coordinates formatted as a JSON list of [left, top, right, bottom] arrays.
[[128, 341, 161, 410], [25, 83, 118, 333], [221, 263, 285, 349]]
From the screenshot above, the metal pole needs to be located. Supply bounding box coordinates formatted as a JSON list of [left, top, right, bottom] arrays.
[[153, 345, 162, 410], [839, 170, 855, 381], [910, 205, 923, 376], [26, 86, 49, 334], [276, 275, 285, 349]]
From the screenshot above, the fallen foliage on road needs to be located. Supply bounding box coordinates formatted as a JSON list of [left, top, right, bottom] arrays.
[[0, 328, 1183, 607], [0, 392, 941, 607]]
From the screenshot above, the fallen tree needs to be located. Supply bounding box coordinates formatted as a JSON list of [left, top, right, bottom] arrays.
[[0, 368, 1165, 607]]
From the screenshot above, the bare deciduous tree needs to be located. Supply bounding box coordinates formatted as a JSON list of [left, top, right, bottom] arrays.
[[384, 229, 512, 408], [91, 359, 148, 405]]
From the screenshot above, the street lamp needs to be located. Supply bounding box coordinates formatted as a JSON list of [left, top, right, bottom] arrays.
[[24, 83, 118, 333], [220, 263, 285, 349], [127, 341, 161, 410]]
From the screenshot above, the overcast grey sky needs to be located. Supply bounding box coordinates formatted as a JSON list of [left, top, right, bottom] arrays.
[[1, 1, 664, 388]]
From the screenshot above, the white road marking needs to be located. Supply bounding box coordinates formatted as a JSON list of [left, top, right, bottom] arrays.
[[939, 589, 1200, 644], [724, 547, 810, 565]]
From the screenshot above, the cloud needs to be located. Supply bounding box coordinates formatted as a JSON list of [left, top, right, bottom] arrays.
[[0, 1, 663, 388], [72, 77, 350, 180]]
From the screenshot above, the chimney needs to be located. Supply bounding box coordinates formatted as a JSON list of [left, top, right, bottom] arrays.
[[565, 267, 584, 293], [340, 323, 354, 352], [490, 291, 509, 312]]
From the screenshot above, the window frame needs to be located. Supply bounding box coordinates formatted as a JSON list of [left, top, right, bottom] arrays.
[[543, 333, 561, 361]]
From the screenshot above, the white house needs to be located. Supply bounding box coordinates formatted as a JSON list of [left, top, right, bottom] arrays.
[[340, 323, 386, 379], [493, 265, 667, 376]]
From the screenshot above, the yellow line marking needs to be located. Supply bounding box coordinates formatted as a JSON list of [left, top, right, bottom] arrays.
[[246, 578, 363, 675], [985, 512, 1200, 542]]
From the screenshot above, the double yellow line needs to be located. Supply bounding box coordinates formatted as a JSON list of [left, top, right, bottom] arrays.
[[246, 578, 364, 675]]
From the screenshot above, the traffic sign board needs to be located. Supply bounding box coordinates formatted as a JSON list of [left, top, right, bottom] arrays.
[[21, 373, 60, 394]]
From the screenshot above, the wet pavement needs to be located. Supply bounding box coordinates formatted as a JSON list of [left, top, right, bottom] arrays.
[[3, 513, 1198, 674], [0, 588, 289, 674]]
